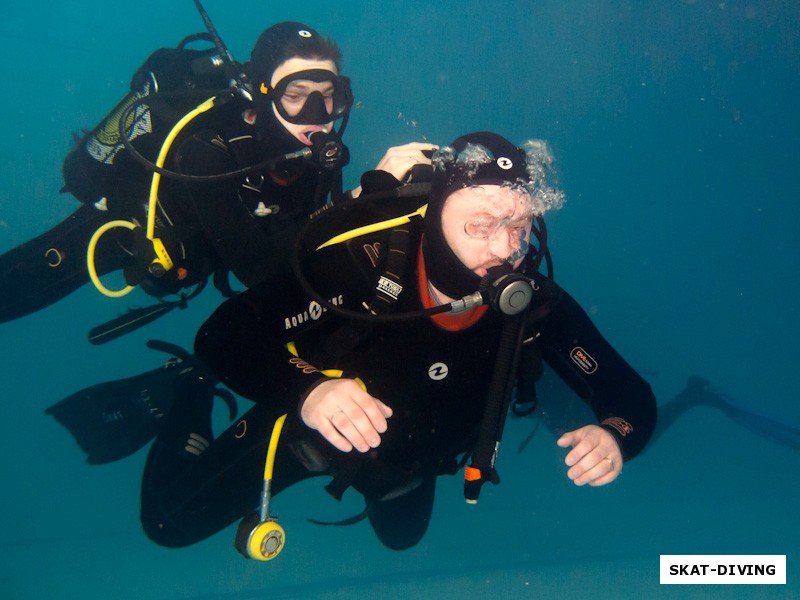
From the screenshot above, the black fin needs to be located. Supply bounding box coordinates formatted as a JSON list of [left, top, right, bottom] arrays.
[[146, 339, 193, 360], [46, 360, 183, 464], [45, 341, 235, 464], [680, 377, 800, 449]]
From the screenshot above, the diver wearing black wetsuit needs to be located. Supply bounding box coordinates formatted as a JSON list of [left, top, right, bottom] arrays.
[[140, 133, 657, 551], [0, 22, 350, 322], [123, 98, 338, 296]]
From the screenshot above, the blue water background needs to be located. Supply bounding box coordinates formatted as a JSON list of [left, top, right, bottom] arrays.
[[1, 1, 798, 598]]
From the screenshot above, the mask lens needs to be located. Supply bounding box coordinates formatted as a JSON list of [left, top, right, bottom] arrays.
[[465, 216, 503, 239], [272, 70, 352, 125], [463, 188, 534, 240], [461, 187, 535, 264], [280, 89, 330, 122]]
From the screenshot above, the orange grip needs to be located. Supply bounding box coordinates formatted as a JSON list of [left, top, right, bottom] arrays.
[[464, 466, 483, 482]]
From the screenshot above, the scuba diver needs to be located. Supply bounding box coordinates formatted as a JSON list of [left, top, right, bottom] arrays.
[[133, 131, 657, 555], [1, 11, 356, 332]]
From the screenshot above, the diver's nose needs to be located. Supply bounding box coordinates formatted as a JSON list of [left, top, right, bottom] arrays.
[[487, 229, 516, 261]]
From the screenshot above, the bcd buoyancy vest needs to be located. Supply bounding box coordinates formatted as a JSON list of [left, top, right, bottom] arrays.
[[62, 34, 231, 213]]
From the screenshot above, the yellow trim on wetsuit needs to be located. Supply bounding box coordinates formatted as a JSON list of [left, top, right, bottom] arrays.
[[285, 342, 365, 389], [315, 204, 428, 250]]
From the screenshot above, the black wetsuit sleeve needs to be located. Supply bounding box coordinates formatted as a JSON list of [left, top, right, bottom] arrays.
[[194, 273, 328, 409], [0, 206, 130, 323], [531, 281, 657, 460]]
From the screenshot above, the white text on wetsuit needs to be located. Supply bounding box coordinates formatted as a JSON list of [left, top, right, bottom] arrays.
[[284, 296, 343, 330]]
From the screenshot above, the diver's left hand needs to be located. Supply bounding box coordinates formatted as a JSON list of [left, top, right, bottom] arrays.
[[557, 425, 622, 486], [350, 142, 438, 198], [373, 142, 438, 181]]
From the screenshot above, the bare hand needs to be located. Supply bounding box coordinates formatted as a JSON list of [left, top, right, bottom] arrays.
[[374, 142, 438, 181], [300, 379, 393, 453], [351, 142, 438, 198], [556, 424, 622, 486]]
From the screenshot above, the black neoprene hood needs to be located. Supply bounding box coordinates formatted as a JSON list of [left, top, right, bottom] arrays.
[[248, 22, 323, 94], [246, 22, 338, 157], [422, 132, 528, 299]]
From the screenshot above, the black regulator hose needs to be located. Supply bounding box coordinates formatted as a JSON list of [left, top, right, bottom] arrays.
[[117, 93, 312, 183], [464, 308, 527, 503], [290, 186, 485, 323]]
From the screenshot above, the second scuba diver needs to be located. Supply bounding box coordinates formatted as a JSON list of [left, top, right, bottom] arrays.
[[1, 20, 353, 324], [137, 132, 657, 553]]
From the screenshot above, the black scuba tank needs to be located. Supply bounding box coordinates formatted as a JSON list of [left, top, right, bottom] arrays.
[[61, 35, 231, 212]]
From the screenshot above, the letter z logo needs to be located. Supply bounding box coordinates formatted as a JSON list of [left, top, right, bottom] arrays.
[[428, 362, 449, 380]]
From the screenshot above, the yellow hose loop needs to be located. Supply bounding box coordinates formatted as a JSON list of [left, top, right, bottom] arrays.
[[87, 220, 137, 298]]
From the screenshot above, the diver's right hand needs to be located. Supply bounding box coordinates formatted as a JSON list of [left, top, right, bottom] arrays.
[[300, 379, 393, 453]]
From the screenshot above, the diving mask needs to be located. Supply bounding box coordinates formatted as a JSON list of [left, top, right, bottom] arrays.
[[264, 69, 353, 125], [462, 186, 535, 262]]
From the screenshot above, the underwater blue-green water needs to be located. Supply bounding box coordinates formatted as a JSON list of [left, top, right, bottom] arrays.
[[1, 1, 798, 598]]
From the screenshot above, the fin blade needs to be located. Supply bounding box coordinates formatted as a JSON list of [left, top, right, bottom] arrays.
[[46, 365, 179, 464]]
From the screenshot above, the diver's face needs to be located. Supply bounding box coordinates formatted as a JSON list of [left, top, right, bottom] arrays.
[[440, 185, 533, 277], [270, 57, 337, 145]]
